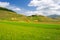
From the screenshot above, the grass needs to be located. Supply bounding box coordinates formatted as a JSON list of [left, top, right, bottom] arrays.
[[0, 21, 60, 40]]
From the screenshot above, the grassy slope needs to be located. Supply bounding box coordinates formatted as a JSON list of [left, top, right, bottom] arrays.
[[0, 7, 60, 22], [0, 21, 60, 40], [0, 9, 27, 21], [27, 15, 55, 22]]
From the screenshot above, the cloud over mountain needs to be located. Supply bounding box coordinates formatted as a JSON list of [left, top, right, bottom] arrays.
[[0, 0, 60, 16], [28, 0, 60, 15]]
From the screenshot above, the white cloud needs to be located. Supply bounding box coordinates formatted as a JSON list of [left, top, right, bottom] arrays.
[[28, 0, 60, 15], [12, 8, 21, 11], [0, 2, 10, 7], [28, 0, 41, 6], [25, 11, 45, 16], [0, 2, 21, 12]]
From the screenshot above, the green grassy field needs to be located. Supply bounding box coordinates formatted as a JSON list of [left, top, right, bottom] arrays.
[[0, 21, 60, 40]]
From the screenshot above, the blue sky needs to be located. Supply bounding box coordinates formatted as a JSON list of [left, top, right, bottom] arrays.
[[0, 0, 60, 16], [0, 0, 35, 10]]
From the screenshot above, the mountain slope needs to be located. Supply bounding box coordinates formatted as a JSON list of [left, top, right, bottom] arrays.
[[27, 15, 54, 22], [0, 7, 15, 13], [0, 7, 28, 22], [0, 7, 60, 22]]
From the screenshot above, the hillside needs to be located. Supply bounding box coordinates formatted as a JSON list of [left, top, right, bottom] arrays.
[[0, 7, 28, 22], [27, 15, 55, 22], [0, 7, 15, 13], [0, 7, 60, 22]]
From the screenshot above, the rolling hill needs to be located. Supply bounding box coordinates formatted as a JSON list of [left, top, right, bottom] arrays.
[[0, 7, 60, 22], [27, 15, 54, 22], [0, 7, 29, 22]]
